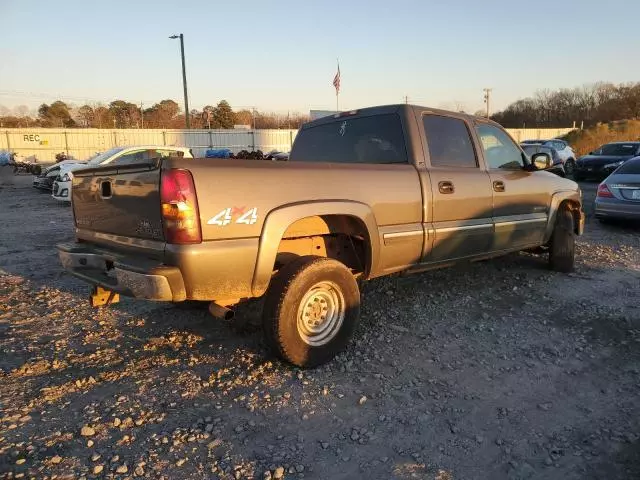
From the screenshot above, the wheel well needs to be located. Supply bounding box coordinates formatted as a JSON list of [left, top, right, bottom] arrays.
[[559, 200, 581, 235], [275, 215, 371, 277]]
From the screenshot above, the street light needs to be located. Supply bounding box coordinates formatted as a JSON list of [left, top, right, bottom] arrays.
[[169, 33, 190, 129]]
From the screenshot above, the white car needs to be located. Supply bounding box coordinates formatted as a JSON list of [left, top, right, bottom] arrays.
[[521, 139, 577, 175], [52, 146, 193, 202]]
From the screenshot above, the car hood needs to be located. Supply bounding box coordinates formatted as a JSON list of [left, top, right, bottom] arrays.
[[577, 154, 635, 166], [59, 162, 90, 174]]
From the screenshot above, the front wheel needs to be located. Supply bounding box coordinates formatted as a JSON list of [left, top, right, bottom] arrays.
[[262, 256, 361, 368], [548, 207, 575, 273]]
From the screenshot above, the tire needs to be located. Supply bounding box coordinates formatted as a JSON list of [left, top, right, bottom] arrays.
[[548, 207, 575, 273], [564, 159, 575, 176], [262, 255, 361, 368]]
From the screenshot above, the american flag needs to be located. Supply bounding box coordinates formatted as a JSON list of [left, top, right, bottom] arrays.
[[333, 63, 341, 94]]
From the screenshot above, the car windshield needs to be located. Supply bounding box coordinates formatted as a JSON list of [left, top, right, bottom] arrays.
[[615, 158, 640, 174], [86, 147, 125, 165], [594, 143, 639, 156]]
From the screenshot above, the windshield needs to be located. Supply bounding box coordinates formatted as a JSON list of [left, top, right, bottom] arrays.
[[594, 143, 640, 156], [86, 147, 125, 165]]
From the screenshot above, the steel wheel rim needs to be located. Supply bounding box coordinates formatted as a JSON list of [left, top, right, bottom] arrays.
[[296, 281, 345, 346]]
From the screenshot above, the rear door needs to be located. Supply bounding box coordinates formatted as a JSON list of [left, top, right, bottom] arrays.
[[421, 114, 494, 262], [474, 122, 549, 250]]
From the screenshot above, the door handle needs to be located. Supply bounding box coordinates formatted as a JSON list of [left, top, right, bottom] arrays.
[[438, 181, 455, 194], [493, 180, 505, 192]]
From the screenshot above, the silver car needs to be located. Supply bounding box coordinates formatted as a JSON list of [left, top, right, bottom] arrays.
[[595, 156, 640, 222]]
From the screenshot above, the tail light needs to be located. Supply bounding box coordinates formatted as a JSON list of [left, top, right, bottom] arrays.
[[160, 169, 201, 244], [597, 183, 613, 198]]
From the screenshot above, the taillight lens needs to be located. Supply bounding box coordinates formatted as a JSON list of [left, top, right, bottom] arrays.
[[597, 183, 613, 198], [160, 169, 201, 244]]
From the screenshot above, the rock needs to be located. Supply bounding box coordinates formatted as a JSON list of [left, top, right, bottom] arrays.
[[321, 442, 329, 449], [545, 457, 553, 466], [135, 465, 145, 475], [263, 471, 272, 480], [115, 464, 128, 474], [16, 458, 26, 465], [389, 324, 409, 333], [537, 403, 552, 411], [296, 464, 305, 473], [208, 438, 223, 449], [274, 466, 285, 479], [81, 425, 96, 436], [358, 396, 368, 405], [87, 440, 94, 448], [475, 435, 484, 444], [113, 417, 121, 427], [51, 455, 62, 464], [176, 459, 186, 467], [91, 453, 101, 462], [93, 465, 104, 474]]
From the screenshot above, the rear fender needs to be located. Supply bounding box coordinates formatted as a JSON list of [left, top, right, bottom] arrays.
[[544, 190, 583, 242], [251, 201, 379, 297]]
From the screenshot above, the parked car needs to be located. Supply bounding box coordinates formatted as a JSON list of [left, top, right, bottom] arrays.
[[33, 164, 62, 191], [52, 146, 193, 202], [594, 156, 640, 222], [521, 139, 577, 175], [58, 104, 584, 368], [574, 142, 640, 181], [520, 144, 565, 177]]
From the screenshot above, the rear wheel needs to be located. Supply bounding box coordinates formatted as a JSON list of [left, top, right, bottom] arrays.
[[548, 207, 575, 273], [262, 256, 361, 368]]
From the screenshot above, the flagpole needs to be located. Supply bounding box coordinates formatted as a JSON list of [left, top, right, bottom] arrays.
[[336, 58, 340, 112]]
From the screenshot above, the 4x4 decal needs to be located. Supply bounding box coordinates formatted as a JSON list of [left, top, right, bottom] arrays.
[[207, 207, 258, 226]]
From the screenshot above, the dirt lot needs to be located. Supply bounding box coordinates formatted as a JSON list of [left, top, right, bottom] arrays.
[[1, 170, 639, 480]]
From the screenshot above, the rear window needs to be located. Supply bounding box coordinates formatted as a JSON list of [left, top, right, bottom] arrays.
[[290, 113, 408, 164], [616, 158, 640, 174]]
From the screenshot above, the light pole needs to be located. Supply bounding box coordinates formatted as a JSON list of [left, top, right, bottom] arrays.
[[169, 33, 190, 129]]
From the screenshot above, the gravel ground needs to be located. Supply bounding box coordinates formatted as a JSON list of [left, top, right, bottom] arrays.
[[1, 171, 639, 480]]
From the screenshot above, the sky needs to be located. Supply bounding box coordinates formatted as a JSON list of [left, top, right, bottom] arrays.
[[1, 0, 639, 116]]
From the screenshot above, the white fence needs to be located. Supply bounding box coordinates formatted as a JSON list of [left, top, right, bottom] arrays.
[[1, 128, 298, 163], [1, 127, 575, 163]]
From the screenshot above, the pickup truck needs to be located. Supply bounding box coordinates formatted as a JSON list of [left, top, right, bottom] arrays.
[[57, 105, 585, 368]]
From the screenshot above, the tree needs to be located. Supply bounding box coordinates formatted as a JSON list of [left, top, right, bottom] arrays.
[[77, 105, 94, 127], [38, 101, 75, 127], [109, 100, 140, 128], [234, 109, 253, 128], [212, 100, 234, 129], [144, 99, 180, 128]]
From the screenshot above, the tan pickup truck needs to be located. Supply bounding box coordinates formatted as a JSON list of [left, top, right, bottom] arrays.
[[58, 105, 585, 367]]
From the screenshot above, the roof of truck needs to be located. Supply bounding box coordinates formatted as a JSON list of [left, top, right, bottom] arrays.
[[302, 104, 500, 129]]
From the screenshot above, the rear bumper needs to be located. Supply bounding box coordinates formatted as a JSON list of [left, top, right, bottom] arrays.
[[57, 243, 186, 301], [594, 199, 640, 220]]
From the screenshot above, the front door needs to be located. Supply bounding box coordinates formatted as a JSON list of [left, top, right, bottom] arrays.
[[421, 114, 494, 262], [474, 123, 549, 250]]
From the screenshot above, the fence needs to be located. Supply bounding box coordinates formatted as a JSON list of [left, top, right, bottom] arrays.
[[1, 128, 298, 163], [1, 127, 575, 163]]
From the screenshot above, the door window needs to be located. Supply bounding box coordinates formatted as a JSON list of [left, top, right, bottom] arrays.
[[423, 115, 477, 168], [476, 124, 524, 170]]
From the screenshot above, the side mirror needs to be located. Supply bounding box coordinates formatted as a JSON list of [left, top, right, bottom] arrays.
[[531, 152, 551, 170], [589, 151, 594, 155]]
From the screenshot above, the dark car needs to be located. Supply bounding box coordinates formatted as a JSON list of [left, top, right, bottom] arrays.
[[574, 142, 640, 181], [32, 165, 61, 191], [520, 144, 565, 177], [594, 156, 640, 222]]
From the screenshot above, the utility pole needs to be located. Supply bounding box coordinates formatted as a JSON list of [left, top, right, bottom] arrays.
[[169, 33, 190, 129], [404, 95, 409, 104], [483, 88, 492, 118]]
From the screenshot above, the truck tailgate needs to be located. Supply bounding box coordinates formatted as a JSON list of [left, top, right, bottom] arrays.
[[72, 162, 164, 243]]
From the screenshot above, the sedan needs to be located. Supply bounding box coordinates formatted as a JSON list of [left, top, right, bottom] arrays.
[[575, 142, 640, 181], [594, 156, 640, 222]]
